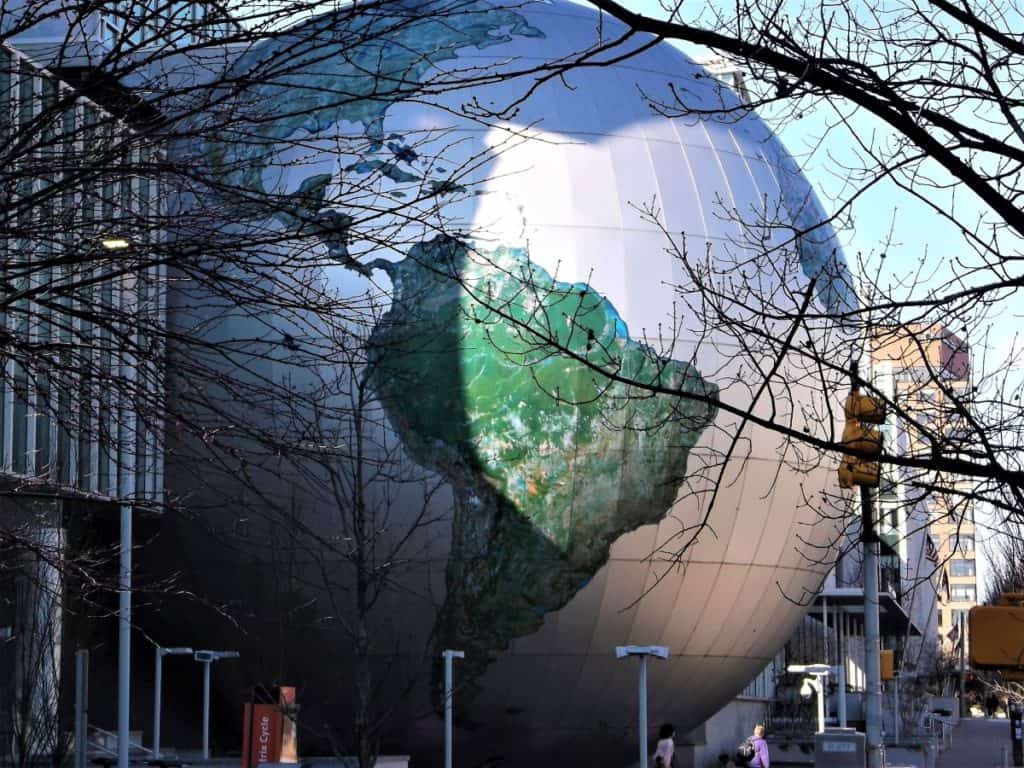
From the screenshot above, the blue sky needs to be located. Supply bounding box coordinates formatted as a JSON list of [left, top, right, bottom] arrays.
[[616, 0, 1017, 587], [617, 0, 1022, 349]]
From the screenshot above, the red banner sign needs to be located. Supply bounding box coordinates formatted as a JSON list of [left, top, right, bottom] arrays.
[[241, 703, 283, 768]]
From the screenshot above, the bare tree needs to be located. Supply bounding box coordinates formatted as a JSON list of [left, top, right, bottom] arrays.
[[8, 0, 1024, 763]]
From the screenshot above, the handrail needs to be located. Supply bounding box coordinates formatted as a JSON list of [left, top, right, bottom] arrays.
[[87, 724, 156, 758], [922, 714, 955, 750]]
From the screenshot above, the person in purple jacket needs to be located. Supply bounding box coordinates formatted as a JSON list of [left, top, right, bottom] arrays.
[[748, 724, 770, 768]]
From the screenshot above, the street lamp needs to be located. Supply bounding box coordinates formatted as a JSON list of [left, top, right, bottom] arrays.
[[788, 664, 831, 733], [100, 237, 131, 251], [194, 650, 240, 759], [153, 646, 193, 758], [616, 645, 670, 768], [441, 650, 464, 768]]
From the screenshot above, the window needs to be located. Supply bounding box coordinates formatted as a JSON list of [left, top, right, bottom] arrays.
[[952, 609, 969, 628], [950, 559, 976, 578], [931, 534, 942, 552], [954, 535, 975, 553], [951, 585, 976, 603]]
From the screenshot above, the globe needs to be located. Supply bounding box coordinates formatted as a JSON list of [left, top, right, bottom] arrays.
[[162, 1, 856, 765]]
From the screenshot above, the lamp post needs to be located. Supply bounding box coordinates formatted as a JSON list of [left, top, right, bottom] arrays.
[[194, 650, 240, 759], [105, 233, 134, 768], [615, 645, 670, 768], [153, 646, 193, 758], [788, 664, 831, 733], [441, 650, 464, 768], [117, 504, 132, 768]]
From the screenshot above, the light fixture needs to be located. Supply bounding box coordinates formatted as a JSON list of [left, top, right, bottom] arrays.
[[101, 237, 131, 250], [788, 663, 830, 732], [194, 650, 240, 759], [616, 645, 671, 768], [153, 645, 194, 757]]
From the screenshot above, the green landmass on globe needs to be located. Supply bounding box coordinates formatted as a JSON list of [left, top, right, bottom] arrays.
[[364, 236, 718, 695]]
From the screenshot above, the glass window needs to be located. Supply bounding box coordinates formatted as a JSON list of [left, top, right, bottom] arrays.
[[951, 585, 976, 603], [950, 559, 976, 577], [954, 535, 975, 553]]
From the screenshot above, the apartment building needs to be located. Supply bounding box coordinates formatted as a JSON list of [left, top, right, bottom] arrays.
[[872, 324, 978, 656]]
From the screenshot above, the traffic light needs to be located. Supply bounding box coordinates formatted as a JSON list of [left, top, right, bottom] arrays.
[[838, 388, 886, 489], [879, 649, 895, 681], [970, 603, 1024, 669]]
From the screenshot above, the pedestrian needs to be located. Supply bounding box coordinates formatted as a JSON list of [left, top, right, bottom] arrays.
[[653, 723, 676, 768], [747, 724, 770, 768], [985, 693, 998, 718]]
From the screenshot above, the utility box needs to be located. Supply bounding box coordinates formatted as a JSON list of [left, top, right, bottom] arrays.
[[815, 728, 866, 767]]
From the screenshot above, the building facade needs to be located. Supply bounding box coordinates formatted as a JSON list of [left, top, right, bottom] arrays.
[[0, 32, 168, 764], [872, 324, 978, 657]]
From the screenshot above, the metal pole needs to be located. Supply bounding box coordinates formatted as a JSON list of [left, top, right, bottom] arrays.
[[838, 660, 847, 728], [154, 647, 163, 758], [118, 504, 132, 768], [639, 654, 649, 768], [823, 595, 829, 666], [960, 612, 967, 718], [202, 660, 211, 760], [816, 678, 826, 733], [837, 608, 848, 728], [445, 654, 453, 768], [862, 485, 883, 768], [75, 650, 89, 768], [894, 673, 901, 744], [442, 650, 463, 768]]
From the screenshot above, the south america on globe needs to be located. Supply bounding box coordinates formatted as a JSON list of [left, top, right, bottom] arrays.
[[364, 236, 718, 694]]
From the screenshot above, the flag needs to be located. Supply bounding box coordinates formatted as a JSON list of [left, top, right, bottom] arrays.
[[946, 622, 959, 648], [940, 568, 951, 602], [926, 535, 940, 565]]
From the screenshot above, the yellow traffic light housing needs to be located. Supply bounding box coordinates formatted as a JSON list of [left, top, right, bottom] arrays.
[[837, 389, 886, 489], [970, 601, 1024, 669], [838, 458, 880, 489], [842, 421, 883, 454], [845, 392, 886, 424], [880, 649, 895, 681]]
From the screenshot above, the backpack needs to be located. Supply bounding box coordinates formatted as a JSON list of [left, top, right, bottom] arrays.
[[735, 738, 756, 764]]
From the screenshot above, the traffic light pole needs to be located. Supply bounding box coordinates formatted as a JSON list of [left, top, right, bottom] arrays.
[[862, 483, 883, 768], [960, 612, 967, 718]]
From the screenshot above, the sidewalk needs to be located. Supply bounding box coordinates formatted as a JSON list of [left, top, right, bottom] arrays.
[[936, 717, 1012, 768]]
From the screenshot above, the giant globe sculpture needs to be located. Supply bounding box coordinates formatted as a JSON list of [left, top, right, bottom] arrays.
[[162, 1, 856, 765]]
